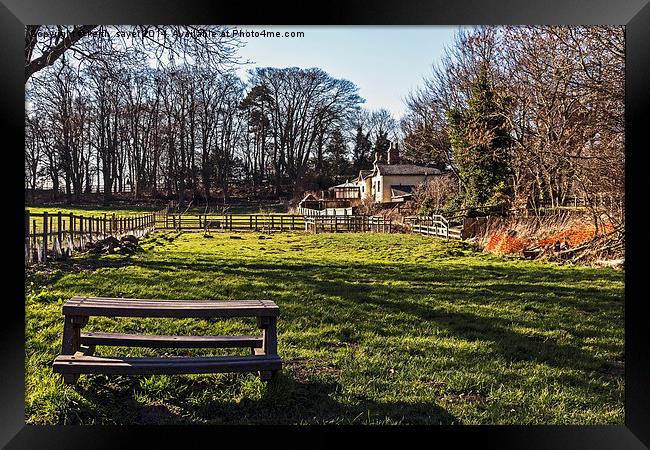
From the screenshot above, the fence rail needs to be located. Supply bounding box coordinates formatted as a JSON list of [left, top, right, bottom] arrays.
[[304, 215, 392, 234], [406, 215, 451, 239], [159, 214, 306, 232], [25, 208, 166, 265], [297, 207, 353, 216]]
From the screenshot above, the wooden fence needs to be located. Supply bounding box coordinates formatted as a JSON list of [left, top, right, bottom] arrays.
[[25, 209, 165, 264], [406, 215, 452, 239], [304, 215, 391, 233], [297, 207, 354, 216], [159, 214, 306, 232]]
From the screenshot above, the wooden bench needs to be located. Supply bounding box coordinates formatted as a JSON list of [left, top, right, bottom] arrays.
[[52, 296, 281, 385]]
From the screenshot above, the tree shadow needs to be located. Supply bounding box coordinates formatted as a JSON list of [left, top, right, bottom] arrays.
[[65, 366, 459, 425], [121, 256, 622, 375]]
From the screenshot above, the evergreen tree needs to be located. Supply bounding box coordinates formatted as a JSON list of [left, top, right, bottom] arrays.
[[447, 64, 513, 208], [351, 126, 372, 172], [323, 128, 350, 183], [373, 130, 391, 163]]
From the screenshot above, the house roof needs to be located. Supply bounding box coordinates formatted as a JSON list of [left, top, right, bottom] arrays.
[[333, 181, 358, 188], [376, 164, 442, 176], [359, 170, 373, 180], [391, 186, 414, 198], [299, 193, 319, 203]]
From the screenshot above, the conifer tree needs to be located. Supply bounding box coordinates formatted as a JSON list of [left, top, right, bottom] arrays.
[[447, 64, 513, 207]]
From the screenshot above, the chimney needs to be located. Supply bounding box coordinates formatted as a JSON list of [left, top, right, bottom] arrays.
[[387, 142, 400, 165], [373, 148, 382, 169]]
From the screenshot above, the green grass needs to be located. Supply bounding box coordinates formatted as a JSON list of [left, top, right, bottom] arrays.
[[25, 231, 624, 425], [26, 205, 157, 217], [26, 204, 289, 217]]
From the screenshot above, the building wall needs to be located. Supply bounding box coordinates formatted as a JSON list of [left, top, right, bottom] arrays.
[[372, 174, 432, 203], [357, 177, 373, 201]]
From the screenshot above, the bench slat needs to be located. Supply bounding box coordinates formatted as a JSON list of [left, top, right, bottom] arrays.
[[79, 332, 263, 348], [53, 354, 282, 375], [63, 297, 279, 318]]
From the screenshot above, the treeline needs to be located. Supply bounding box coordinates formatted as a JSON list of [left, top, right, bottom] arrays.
[[401, 26, 624, 226], [26, 24, 624, 226], [25, 25, 402, 205]]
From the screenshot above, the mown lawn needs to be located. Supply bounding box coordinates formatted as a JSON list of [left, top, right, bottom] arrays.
[[25, 231, 624, 425]]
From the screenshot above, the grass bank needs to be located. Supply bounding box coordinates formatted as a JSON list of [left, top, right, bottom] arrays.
[[25, 231, 624, 424]]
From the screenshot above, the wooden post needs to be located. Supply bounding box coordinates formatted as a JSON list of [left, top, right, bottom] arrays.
[[61, 315, 87, 384], [42, 212, 48, 262], [69, 213, 75, 247], [79, 216, 84, 246], [25, 210, 30, 263], [56, 212, 62, 245], [257, 315, 278, 381]]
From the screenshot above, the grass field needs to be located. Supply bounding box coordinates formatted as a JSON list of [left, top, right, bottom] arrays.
[[25, 203, 290, 219], [25, 205, 158, 217], [25, 231, 624, 425]]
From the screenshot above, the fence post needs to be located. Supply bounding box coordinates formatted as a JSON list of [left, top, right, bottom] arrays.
[[57, 212, 63, 245], [69, 213, 75, 248], [42, 212, 48, 262], [25, 210, 30, 264], [78, 215, 84, 247]]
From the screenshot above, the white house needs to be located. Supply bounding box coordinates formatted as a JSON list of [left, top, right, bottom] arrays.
[[355, 142, 443, 204]]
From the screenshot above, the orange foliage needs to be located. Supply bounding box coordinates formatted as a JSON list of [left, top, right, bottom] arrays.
[[484, 223, 614, 255]]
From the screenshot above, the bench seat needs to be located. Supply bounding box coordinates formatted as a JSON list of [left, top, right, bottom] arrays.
[[80, 332, 263, 348], [63, 296, 279, 318], [53, 354, 282, 375]]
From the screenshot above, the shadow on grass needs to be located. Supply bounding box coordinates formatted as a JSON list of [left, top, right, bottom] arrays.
[[70, 371, 458, 425], [122, 257, 622, 374], [32, 241, 624, 424]]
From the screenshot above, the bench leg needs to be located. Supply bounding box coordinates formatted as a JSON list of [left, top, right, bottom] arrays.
[[61, 315, 87, 385], [256, 316, 279, 382]]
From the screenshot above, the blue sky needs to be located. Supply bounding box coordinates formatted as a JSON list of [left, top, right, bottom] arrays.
[[233, 26, 459, 119]]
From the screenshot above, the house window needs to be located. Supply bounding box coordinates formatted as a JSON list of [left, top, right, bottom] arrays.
[[377, 180, 381, 192]]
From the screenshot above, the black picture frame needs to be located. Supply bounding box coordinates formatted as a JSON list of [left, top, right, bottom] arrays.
[[2, 0, 648, 447]]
